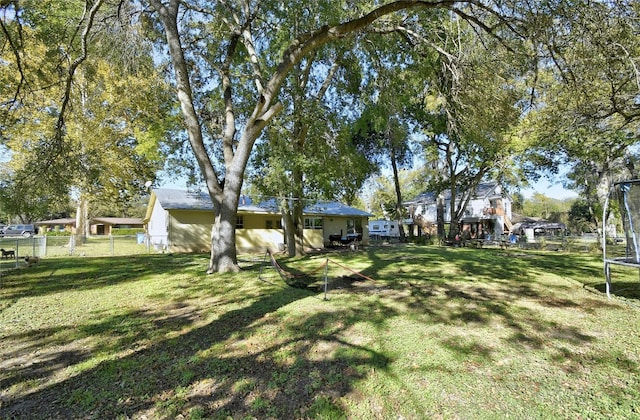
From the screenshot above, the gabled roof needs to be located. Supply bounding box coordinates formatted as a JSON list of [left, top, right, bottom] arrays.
[[512, 220, 566, 231], [150, 189, 373, 218], [91, 217, 143, 226], [406, 181, 506, 205], [152, 188, 215, 211], [35, 217, 143, 226], [304, 201, 373, 217], [256, 198, 373, 217], [35, 218, 77, 226]]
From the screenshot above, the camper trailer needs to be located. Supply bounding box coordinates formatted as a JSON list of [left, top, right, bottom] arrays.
[[368, 220, 401, 240]]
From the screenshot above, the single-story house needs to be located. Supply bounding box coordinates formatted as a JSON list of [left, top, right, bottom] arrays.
[[90, 217, 144, 235], [35, 217, 144, 235], [143, 188, 373, 253], [512, 217, 566, 238], [35, 218, 77, 234], [405, 181, 513, 239]]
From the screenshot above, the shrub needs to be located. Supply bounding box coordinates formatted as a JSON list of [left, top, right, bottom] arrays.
[[45, 230, 71, 236], [111, 228, 144, 236], [412, 235, 434, 246]]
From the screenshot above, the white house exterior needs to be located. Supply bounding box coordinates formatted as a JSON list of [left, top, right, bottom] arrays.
[[405, 181, 513, 239]]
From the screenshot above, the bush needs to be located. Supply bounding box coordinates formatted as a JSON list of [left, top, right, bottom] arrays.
[[45, 230, 71, 236], [111, 228, 144, 236], [412, 235, 434, 246]]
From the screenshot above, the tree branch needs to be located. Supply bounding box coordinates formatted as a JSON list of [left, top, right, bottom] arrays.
[[0, 8, 26, 110], [55, 0, 105, 141]]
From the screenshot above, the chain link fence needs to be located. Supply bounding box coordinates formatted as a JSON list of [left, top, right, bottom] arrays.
[[0, 234, 165, 274]]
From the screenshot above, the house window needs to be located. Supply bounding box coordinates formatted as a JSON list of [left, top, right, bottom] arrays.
[[236, 216, 244, 229], [266, 220, 282, 229], [347, 218, 363, 234], [304, 218, 323, 230]]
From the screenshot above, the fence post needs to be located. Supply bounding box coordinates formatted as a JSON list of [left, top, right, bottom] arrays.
[[15, 238, 19, 269]]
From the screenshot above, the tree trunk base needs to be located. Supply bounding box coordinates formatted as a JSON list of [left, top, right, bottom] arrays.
[[207, 258, 240, 274]]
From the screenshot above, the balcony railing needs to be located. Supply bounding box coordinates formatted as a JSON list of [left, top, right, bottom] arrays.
[[484, 207, 505, 216]]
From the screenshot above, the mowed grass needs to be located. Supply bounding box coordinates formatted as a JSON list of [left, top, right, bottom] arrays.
[[1, 245, 639, 419]]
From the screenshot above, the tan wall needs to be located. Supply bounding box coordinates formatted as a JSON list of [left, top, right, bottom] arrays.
[[236, 229, 284, 254], [323, 218, 346, 240], [168, 210, 284, 253], [166, 209, 368, 253], [239, 212, 281, 229], [168, 210, 215, 252], [322, 216, 370, 245], [303, 230, 324, 250]]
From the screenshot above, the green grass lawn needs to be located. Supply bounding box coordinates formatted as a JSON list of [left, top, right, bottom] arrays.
[[1, 245, 639, 419]]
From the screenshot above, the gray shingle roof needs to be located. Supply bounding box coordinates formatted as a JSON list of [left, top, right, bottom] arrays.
[[406, 181, 504, 205], [153, 189, 373, 217], [153, 188, 215, 211], [35, 218, 77, 226], [253, 198, 373, 217], [91, 217, 144, 226], [303, 201, 373, 217]]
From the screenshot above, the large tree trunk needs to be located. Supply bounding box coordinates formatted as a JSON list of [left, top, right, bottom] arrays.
[[206, 175, 243, 273], [208, 201, 239, 273], [589, 163, 612, 249], [293, 198, 304, 256], [149, 0, 462, 272], [280, 199, 296, 257], [390, 146, 406, 242], [153, 0, 241, 273], [75, 195, 89, 244], [292, 166, 305, 256], [281, 196, 304, 257]]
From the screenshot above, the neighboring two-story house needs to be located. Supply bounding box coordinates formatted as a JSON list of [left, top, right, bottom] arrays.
[[404, 181, 513, 240]]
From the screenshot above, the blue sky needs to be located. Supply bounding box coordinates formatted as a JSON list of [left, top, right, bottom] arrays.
[[521, 178, 578, 200], [158, 174, 580, 201]]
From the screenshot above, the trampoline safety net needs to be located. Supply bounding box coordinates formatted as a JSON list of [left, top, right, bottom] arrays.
[[614, 181, 640, 263], [603, 179, 640, 298]]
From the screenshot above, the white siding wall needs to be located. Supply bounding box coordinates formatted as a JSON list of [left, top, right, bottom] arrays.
[[147, 199, 169, 249], [468, 199, 486, 217]]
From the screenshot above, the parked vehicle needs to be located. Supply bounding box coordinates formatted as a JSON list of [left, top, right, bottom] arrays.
[[368, 220, 401, 240], [0, 224, 36, 237]]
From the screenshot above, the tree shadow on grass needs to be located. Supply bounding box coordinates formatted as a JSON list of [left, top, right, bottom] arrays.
[[0, 280, 394, 419], [329, 244, 636, 363], [0, 254, 209, 304], [588, 281, 640, 300], [2, 246, 637, 418]]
